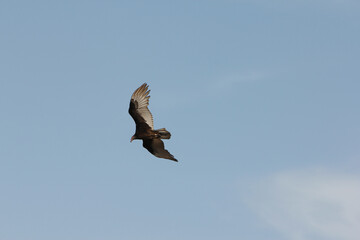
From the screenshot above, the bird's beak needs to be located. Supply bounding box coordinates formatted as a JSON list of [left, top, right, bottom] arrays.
[[130, 136, 135, 142]]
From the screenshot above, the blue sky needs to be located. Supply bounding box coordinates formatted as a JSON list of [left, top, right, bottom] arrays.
[[1, 1, 359, 239]]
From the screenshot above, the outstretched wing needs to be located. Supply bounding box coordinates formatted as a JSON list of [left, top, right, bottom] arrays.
[[128, 83, 154, 129], [143, 139, 177, 162]]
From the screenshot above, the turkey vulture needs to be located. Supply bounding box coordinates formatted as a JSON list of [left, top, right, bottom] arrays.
[[129, 83, 177, 162]]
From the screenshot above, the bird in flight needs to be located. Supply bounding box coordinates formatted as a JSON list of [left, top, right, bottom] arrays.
[[129, 83, 177, 162]]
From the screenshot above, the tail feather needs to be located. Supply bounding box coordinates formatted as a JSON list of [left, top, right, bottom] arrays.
[[155, 128, 171, 139]]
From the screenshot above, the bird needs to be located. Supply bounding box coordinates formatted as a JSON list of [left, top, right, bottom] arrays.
[[129, 83, 177, 162]]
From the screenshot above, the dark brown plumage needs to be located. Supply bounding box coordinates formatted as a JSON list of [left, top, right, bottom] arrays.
[[129, 83, 177, 162]]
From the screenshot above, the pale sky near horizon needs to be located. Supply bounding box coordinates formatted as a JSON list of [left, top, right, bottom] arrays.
[[1, 1, 360, 240]]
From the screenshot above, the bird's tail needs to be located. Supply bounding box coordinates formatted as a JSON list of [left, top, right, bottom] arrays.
[[155, 128, 171, 139]]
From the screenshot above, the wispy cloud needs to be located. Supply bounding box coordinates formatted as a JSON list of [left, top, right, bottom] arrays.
[[208, 71, 266, 91], [242, 169, 360, 240], [156, 70, 268, 109]]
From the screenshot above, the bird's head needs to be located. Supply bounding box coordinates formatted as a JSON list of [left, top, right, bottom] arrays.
[[130, 135, 136, 142]]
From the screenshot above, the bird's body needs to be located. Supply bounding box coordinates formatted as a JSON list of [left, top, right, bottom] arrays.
[[128, 83, 177, 162]]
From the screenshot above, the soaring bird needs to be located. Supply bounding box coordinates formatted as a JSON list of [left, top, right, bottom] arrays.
[[129, 83, 177, 162]]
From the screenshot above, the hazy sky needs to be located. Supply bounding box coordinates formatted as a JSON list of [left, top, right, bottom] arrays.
[[1, 1, 360, 240]]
